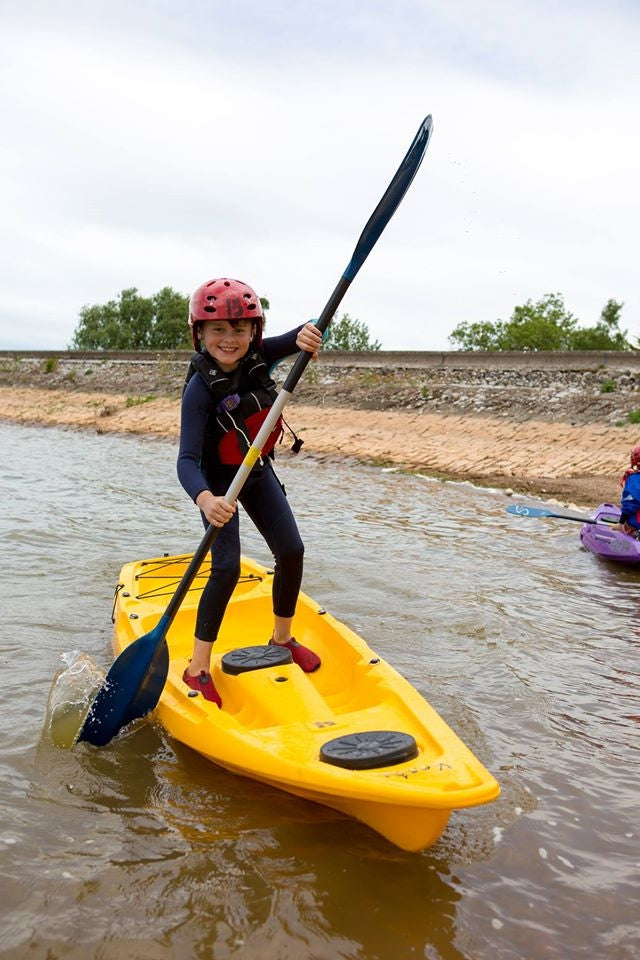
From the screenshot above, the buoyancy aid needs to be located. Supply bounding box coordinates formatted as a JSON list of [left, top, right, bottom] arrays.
[[620, 468, 640, 530], [184, 349, 283, 465]]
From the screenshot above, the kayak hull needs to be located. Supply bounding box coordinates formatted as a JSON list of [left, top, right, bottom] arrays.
[[112, 553, 500, 851], [579, 502, 640, 564]]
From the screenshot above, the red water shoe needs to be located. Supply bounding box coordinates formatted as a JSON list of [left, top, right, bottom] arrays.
[[182, 669, 222, 706], [269, 637, 321, 673]]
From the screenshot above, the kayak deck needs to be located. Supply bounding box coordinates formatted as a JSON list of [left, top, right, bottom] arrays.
[[112, 553, 500, 851], [579, 502, 640, 564]]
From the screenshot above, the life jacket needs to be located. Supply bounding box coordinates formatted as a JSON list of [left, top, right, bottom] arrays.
[[184, 349, 284, 465], [620, 468, 636, 488], [620, 468, 640, 529]]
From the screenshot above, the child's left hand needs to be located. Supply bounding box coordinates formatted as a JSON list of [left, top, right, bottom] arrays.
[[296, 322, 323, 360]]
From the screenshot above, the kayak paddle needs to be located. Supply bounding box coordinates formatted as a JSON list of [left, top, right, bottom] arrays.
[[505, 503, 619, 525], [79, 115, 434, 746]]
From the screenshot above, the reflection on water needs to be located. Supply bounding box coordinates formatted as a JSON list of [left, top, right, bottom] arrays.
[[0, 422, 638, 959]]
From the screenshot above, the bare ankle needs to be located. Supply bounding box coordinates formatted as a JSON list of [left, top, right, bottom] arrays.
[[186, 661, 210, 677]]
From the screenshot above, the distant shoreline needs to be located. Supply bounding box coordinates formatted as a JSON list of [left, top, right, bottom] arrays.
[[0, 384, 627, 509]]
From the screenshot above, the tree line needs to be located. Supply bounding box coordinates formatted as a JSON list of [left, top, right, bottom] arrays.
[[448, 293, 633, 351], [70, 287, 633, 353], [70, 287, 380, 352]]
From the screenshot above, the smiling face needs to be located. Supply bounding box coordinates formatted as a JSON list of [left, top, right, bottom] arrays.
[[198, 318, 255, 371]]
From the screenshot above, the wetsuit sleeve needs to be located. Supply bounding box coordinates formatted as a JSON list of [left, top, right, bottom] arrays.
[[177, 375, 214, 503], [262, 326, 304, 370]]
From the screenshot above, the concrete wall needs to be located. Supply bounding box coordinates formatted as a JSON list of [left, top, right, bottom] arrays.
[[2, 348, 640, 371]]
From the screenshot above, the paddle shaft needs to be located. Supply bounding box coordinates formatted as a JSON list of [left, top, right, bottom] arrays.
[[77, 116, 434, 747], [162, 118, 434, 629]]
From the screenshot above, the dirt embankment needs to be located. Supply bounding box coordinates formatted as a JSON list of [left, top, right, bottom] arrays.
[[2, 351, 640, 508]]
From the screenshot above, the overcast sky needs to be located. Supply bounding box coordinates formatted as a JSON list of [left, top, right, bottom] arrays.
[[1, 0, 639, 351]]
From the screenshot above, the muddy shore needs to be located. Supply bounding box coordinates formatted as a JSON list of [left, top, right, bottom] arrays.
[[2, 349, 639, 509]]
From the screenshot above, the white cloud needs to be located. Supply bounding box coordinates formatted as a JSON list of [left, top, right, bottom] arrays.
[[0, 0, 639, 350]]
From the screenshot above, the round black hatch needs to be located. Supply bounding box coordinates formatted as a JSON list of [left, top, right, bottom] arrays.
[[221, 644, 293, 675], [319, 730, 418, 770]]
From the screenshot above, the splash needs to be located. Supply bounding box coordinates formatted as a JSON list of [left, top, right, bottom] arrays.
[[43, 651, 106, 748]]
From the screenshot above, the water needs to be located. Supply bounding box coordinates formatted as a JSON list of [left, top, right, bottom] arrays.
[[0, 421, 638, 959]]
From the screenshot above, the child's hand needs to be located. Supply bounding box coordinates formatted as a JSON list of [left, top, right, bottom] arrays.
[[195, 491, 236, 527], [296, 322, 323, 360]]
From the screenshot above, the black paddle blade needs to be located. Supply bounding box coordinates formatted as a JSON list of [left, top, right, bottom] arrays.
[[345, 115, 433, 282], [78, 625, 170, 746], [283, 115, 434, 393]]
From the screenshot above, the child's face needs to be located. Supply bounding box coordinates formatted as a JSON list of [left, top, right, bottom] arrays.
[[199, 319, 254, 371]]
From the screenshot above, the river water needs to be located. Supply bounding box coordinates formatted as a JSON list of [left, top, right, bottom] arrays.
[[0, 421, 638, 960]]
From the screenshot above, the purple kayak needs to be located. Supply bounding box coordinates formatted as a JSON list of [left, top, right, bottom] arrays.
[[579, 502, 640, 563]]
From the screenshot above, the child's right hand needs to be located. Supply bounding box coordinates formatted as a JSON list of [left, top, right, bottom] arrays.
[[195, 491, 236, 527]]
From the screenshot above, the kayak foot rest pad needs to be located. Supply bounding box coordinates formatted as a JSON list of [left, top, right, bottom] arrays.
[[221, 645, 293, 676], [319, 730, 419, 770]]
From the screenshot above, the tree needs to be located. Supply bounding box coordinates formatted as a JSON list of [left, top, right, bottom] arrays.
[[71, 287, 191, 350], [445, 319, 509, 352], [448, 293, 633, 351], [144, 287, 192, 349], [569, 299, 632, 350], [324, 313, 381, 351], [449, 293, 577, 351]]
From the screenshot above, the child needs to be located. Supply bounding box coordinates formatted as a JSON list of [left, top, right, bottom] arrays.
[[619, 444, 640, 537], [176, 277, 323, 706]]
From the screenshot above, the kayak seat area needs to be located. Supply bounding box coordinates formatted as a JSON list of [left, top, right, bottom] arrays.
[[316, 660, 389, 714], [213, 655, 334, 729]]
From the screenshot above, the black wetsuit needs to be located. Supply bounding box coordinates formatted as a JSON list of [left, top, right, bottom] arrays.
[[177, 328, 304, 643]]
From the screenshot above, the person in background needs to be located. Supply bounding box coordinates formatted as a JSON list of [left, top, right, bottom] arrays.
[[177, 277, 323, 706], [618, 444, 640, 537]]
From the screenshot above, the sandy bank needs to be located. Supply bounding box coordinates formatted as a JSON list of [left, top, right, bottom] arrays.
[[0, 385, 632, 508]]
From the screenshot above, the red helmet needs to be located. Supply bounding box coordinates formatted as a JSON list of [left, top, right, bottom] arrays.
[[188, 278, 263, 349], [630, 445, 640, 469]]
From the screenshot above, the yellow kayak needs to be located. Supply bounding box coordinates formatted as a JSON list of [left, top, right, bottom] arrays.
[[112, 553, 500, 851]]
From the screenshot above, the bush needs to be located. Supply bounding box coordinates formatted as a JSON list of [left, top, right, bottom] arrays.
[[71, 287, 191, 350], [324, 313, 381, 351], [448, 293, 632, 352]]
